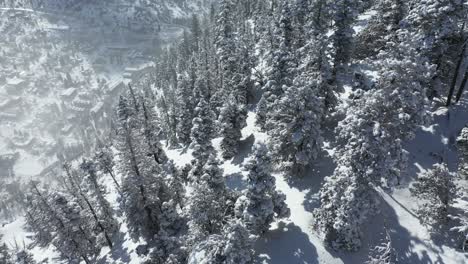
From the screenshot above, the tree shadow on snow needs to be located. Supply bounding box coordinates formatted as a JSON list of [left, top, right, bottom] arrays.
[[402, 98, 468, 187], [232, 134, 255, 165], [428, 205, 468, 251], [322, 192, 446, 264], [225, 172, 248, 192], [96, 232, 131, 264], [284, 149, 336, 214], [254, 222, 319, 264], [382, 195, 449, 264]]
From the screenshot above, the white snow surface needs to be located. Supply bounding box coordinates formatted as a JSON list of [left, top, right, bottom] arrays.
[[1, 6, 468, 264], [2, 90, 468, 264]]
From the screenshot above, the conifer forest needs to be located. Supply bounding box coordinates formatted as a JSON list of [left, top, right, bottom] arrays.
[[0, 0, 468, 263]]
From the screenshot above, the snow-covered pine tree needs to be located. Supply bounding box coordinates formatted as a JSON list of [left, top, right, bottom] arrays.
[[191, 14, 202, 53], [238, 21, 256, 104], [188, 232, 226, 264], [292, 0, 310, 50], [200, 25, 218, 104], [355, 0, 405, 59], [61, 162, 110, 250], [94, 144, 121, 191], [24, 188, 54, 248], [410, 163, 458, 227], [162, 160, 186, 210], [220, 220, 255, 264], [313, 165, 378, 251], [140, 91, 168, 165], [14, 249, 37, 264], [186, 154, 234, 244], [309, 0, 333, 35], [449, 198, 468, 252], [405, 0, 465, 91], [145, 229, 187, 264], [215, 0, 236, 91], [26, 182, 97, 264], [219, 94, 247, 160], [213, 0, 251, 153], [144, 192, 187, 263], [50, 191, 98, 264], [235, 144, 290, 234], [188, 98, 217, 181], [366, 228, 397, 264], [256, 0, 297, 131], [115, 95, 164, 241], [330, 0, 363, 75], [187, 220, 254, 264], [176, 72, 195, 146], [313, 11, 433, 249], [79, 159, 119, 248], [178, 30, 193, 68], [265, 58, 324, 173], [0, 236, 12, 264], [456, 127, 468, 179], [60, 162, 88, 211], [157, 86, 179, 147]]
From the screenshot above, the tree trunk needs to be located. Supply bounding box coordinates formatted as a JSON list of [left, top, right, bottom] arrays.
[[81, 192, 113, 249], [106, 168, 121, 191], [455, 69, 468, 103], [125, 126, 159, 235], [446, 43, 467, 106], [81, 254, 91, 264]]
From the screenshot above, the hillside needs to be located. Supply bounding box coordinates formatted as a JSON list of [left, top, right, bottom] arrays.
[[1, 1, 468, 264]]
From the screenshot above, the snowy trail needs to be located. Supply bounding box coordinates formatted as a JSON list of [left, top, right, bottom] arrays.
[[381, 189, 468, 264], [238, 110, 342, 264]]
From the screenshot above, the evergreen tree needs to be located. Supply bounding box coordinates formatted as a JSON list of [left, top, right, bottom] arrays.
[[186, 155, 233, 244], [50, 191, 97, 263], [187, 220, 253, 264], [330, 0, 363, 75], [407, 0, 465, 101], [457, 127, 468, 179], [191, 14, 202, 53], [309, 0, 333, 35], [140, 91, 168, 165], [410, 163, 458, 227], [406, 0, 465, 71], [219, 94, 247, 159], [235, 144, 290, 234], [220, 220, 254, 264], [0, 236, 12, 264], [176, 72, 195, 146], [79, 159, 119, 248], [355, 0, 405, 59], [94, 144, 121, 191], [26, 182, 97, 264], [190, 98, 216, 165], [449, 200, 468, 252], [14, 249, 37, 264], [115, 95, 165, 241], [266, 67, 324, 173], [366, 229, 397, 264], [313, 15, 433, 249], [256, 1, 297, 130], [313, 166, 378, 251]]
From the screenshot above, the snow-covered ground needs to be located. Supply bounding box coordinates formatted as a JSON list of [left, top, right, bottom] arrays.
[[1, 5, 468, 264], [2, 99, 467, 263]]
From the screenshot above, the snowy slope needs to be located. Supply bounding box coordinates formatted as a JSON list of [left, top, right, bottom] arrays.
[[1, 4, 468, 264]]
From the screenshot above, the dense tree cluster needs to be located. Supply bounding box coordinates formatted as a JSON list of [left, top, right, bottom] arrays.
[[20, 0, 468, 262]]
